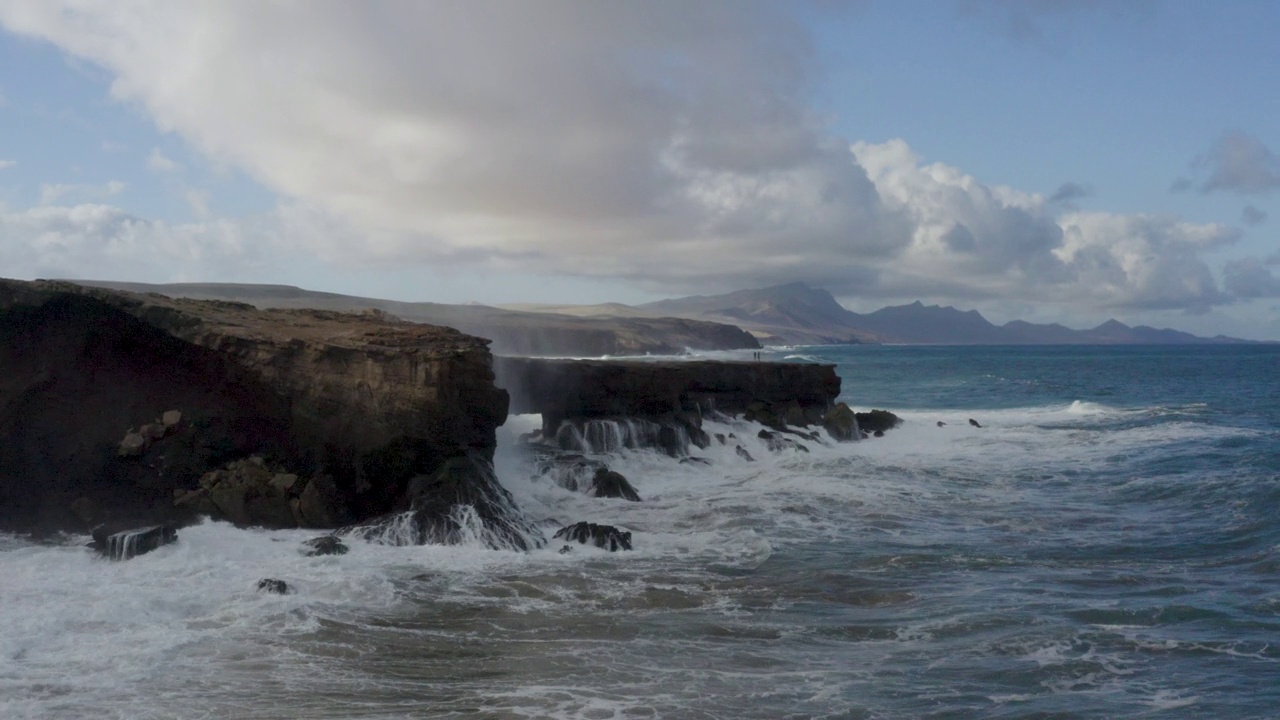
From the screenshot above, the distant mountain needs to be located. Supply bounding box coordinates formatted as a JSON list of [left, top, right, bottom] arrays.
[[640, 283, 1257, 345], [641, 282, 879, 345], [69, 281, 760, 356]]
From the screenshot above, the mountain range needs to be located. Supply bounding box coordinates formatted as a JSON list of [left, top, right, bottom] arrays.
[[70, 280, 1255, 352], [509, 282, 1257, 346]]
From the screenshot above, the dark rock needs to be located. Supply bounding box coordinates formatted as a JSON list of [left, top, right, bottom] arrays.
[[735, 445, 756, 462], [553, 521, 632, 552], [714, 433, 726, 445], [589, 468, 641, 502], [256, 578, 290, 594], [854, 409, 903, 435], [873, 430, 884, 437], [69, 496, 99, 525], [823, 402, 859, 442], [90, 523, 178, 560], [680, 456, 712, 466], [969, 418, 983, 428], [297, 474, 351, 528], [343, 450, 543, 551], [558, 544, 573, 554], [302, 535, 349, 556], [757, 429, 775, 440], [937, 421, 946, 427]]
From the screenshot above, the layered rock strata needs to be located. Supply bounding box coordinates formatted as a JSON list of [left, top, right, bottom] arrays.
[[0, 279, 507, 533]]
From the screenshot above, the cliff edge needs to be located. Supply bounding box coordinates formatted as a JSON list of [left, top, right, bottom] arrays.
[[0, 279, 508, 534]]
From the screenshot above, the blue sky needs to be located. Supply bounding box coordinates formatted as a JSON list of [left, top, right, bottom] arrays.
[[0, 1, 1277, 339]]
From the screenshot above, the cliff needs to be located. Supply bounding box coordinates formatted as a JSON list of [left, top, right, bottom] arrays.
[[0, 279, 508, 533], [495, 356, 840, 436]]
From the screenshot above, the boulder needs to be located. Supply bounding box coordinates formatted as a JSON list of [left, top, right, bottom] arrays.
[[90, 523, 177, 560], [854, 409, 903, 435], [553, 521, 632, 552], [118, 432, 147, 457], [256, 578, 290, 594], [823, 402, 859, 442], [297, 474, 351, 528], [589, 468, 641, 502], [302, 535, 349, 556], [735, 445, 755, 462]]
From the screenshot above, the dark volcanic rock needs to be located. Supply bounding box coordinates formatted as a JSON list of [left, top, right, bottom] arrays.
[[823, 402, 860, 441], [553, 521, 633, 552], [301, 535, 349, 556], [854, 409, 903, 435], [589, 468, 641, 502], [969, 418, 983, 428], [495, 357, 839, 432], [90, 523, 177, 560], [256, 578, 290, 594], [343, 451, 543, 551], [0, 279, 508, 534]]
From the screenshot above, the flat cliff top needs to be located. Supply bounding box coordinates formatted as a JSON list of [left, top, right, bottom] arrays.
[[0, 279, 491, 354]]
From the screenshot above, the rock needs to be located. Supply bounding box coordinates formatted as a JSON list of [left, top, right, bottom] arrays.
[[854, 409, 903, 435], [873, 430, 884, 437], [256, 578, 290, 594], [302, 535, 349, 556], [714, 433, 727, 445], [0, 278, 508, 536], [118, 433, 148, 457], [937, 421, 946, 427], [140, 423, 167, 441], [823, 402, 859, 442], [90, 524, 177, 560], [535, 453, 607, 493], [558, 544, 573, 554], [69, 496, 98, 525], [735, 445, 755, 462], [495, 357, 840, 433], [343, 451, 543, 551], [969, 418, 983, 428], [270, 473, 299, 493], [553, 521, 632, 552], [297, 474, 351, 528], [680, 456, 711, 466], [589, 468, 641, 502]]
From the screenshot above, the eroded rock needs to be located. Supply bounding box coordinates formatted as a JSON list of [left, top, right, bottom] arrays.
[[553, 521, 632, 552]]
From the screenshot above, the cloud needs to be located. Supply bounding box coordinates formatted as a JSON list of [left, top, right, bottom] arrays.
[[1049, 181, 1092, 203], [38, 180, 125, 205], [147, 147, 181, 173], [1223, 254, 1280, 298], [851, 139, 1238, 311], [1192, 129, 1280, 195], [0, 2, 1248, 316], [0, 202, 259, 282], [0, 159, 16, 170], [1242, 204, 1267, 226]]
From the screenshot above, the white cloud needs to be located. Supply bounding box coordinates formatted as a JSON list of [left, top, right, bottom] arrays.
[[147, 147, 181, 173], [0, 202, 259, 282], [0, 159, 16, 170], [0, 2, 1251, 317]]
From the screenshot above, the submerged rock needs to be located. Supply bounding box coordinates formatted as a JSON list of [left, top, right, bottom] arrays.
[[256, 578, 290, 594], [302, 535, 349, 557], [969, 418, 983, 428], [735, 445, 756, 462], [553, 521, 632, 552], [589, 468, 641, 502], [90, 524, 177, 560]]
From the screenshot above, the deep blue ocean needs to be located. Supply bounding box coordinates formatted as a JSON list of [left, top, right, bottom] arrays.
[[2, 344, 1278, 719]]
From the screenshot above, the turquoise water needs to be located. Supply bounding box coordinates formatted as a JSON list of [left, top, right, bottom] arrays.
[[2, 345, 1278, 719]]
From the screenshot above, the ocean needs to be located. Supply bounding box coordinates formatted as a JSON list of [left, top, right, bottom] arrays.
[[2, 344, 1278, 719]]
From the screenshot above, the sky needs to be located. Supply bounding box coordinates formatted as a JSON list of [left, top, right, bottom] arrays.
[[0, 1, 1277, 339]]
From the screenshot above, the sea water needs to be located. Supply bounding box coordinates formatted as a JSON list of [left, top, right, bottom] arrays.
[[2, 345, 1278, 719]]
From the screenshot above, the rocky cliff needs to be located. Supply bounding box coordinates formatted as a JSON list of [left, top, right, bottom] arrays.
[[495, 357, 841, 443], [0, 279, 508, 534]]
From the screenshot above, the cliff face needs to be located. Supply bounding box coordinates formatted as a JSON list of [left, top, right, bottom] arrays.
[[0, 280, 507, 533], [495, 357, 840, 432]]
